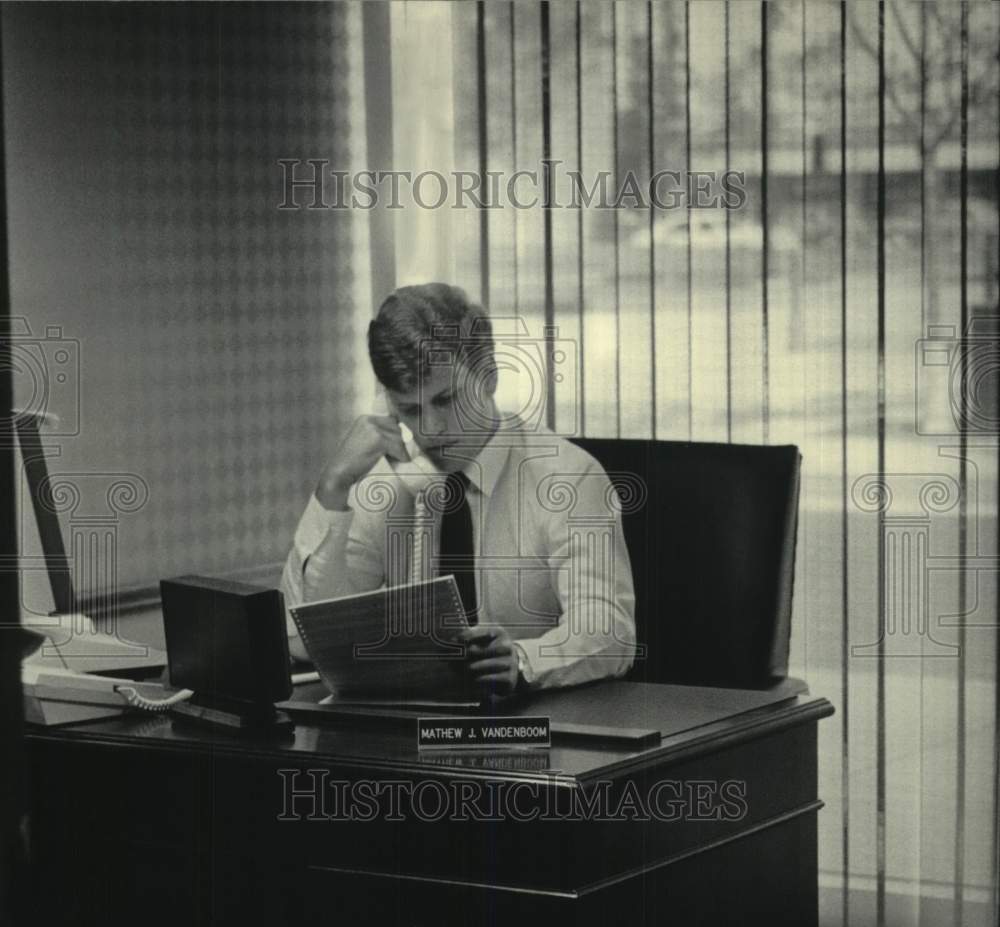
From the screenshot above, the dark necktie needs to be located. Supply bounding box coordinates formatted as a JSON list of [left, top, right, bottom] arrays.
[[437, 471, 478, 625]]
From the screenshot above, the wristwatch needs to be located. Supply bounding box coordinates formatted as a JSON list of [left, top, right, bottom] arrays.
[[514, 642, 536, 690]]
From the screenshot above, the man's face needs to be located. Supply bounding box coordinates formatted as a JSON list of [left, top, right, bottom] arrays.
[[386, 356, 497, 472]]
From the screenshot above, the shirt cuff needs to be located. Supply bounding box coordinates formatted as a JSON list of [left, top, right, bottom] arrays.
[[512, 640, 538, 689]]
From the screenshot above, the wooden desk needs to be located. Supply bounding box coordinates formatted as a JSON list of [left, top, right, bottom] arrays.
[[25, 680, 833, 927]]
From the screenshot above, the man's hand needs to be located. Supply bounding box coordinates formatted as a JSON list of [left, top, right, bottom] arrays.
[[458, 626, 520, 703], [316, 414, 411, 511]]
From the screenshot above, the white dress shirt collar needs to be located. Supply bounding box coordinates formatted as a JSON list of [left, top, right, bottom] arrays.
[[449, 411, 519, 498]]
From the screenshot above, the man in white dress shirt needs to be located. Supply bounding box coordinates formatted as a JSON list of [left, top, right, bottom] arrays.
[[281, 283, 636, 698]]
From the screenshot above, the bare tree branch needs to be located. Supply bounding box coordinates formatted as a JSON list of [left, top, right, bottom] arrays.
[[889, 0, 922, 65], [847, 6, 922, 139], [926, 57, 996, 153], [848, 0, 999, 157], [925, 3, 950, 38], [929, 108, 960, 154]]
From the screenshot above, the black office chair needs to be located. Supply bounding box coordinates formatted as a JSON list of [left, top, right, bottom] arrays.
[[570, 438, 801, 690]]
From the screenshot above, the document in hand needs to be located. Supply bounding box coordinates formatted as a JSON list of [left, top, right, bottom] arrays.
[[288, 575, 474, 701]]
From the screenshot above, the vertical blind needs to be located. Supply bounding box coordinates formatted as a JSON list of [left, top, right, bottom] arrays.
[[380, 2, 1000, 924]]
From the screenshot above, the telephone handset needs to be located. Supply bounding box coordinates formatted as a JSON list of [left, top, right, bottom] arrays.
[[387, 423, 443, 494], [385, 424, 443, 583]]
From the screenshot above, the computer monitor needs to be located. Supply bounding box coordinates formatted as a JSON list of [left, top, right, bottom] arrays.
[[14, 411, 73, 616], [14, 410, 164, 673]]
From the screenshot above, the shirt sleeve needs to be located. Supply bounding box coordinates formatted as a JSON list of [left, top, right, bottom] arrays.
[[279, 492, 385, 640], [513, 463, 637, 690]]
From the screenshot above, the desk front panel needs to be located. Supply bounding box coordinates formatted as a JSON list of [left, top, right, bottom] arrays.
[[28, 710, 825, 894], [25, 686, 832, 925]]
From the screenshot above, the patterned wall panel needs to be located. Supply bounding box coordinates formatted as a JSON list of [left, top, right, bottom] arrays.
[[3, 2, 356, 600]]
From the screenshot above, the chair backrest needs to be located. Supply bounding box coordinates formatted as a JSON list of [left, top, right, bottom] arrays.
[[570, 438, 801, 689]]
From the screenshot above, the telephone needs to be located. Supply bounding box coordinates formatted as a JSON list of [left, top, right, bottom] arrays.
[[22, 665, 193, 713], [21, 617, 186, 713], [23, 669, 318, 725]]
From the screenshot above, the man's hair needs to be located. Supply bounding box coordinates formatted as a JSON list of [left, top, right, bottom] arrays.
[[367, 283, 496, 393]]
